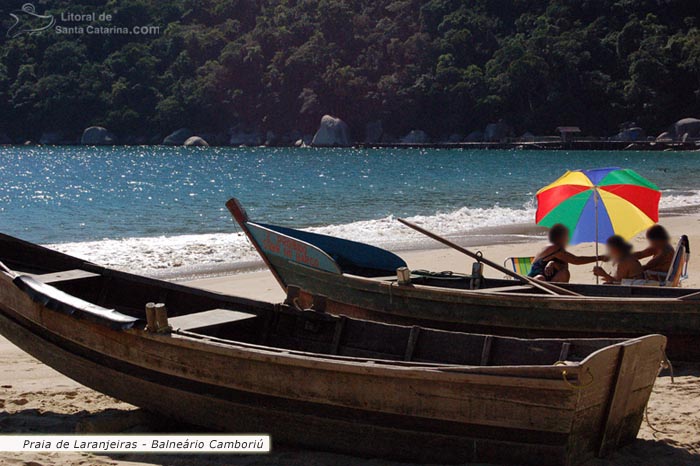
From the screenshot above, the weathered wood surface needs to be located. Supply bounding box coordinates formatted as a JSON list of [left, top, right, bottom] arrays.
[[276, 258, 699, 360], [0, 269, 665, 463], [168, 308, 257, 331], [28, 268, 101, 284], [0, 232, 668, 465]]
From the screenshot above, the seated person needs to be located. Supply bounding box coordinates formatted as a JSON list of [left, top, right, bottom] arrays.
[[633, 224, 674, 279], [529, 224, 599, 283], [593, 235, 643, 284]]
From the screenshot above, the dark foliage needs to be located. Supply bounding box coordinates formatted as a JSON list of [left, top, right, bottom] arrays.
[[0, 0, 698, 141]]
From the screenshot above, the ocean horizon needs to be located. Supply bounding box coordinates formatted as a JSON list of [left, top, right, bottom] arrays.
[[2, 145, 699, 276]]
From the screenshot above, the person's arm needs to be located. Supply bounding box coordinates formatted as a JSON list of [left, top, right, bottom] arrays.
[[641, 253, 665, 272], [633, 247, 654, 260], [555, 250, 599, 265], [593, 265, 615, 283]]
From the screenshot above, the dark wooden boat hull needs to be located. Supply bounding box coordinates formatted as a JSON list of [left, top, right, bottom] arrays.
[[0, 231, 667, 465], [0, 310, 514, 464], [225, 199, 699, 361], [273, 255, 699, 360]]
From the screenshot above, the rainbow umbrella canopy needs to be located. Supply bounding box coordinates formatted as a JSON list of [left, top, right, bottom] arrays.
[[536, 167, 661, 245]]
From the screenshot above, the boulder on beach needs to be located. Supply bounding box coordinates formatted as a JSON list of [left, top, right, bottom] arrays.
[[80, 126, 116, 145], [163, 128, 193, 145], [401, 130, 429, 144], [672, 118, 700, 140], [445, 133, 463, 143], [364, 120, 384, 143], [311, 115, 351, 146], [183, 136, 209, 147], [484, 121, 513, 142]]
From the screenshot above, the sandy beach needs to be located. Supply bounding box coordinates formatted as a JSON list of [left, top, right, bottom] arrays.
[[2, 214, 699, 465]]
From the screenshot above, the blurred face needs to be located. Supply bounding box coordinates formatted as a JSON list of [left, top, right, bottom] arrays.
[[553, 231, 569, 247], [606, 244, 622, 260], [649, 239, 667, 250]]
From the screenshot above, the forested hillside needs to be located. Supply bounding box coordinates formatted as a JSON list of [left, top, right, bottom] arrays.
[[0, 0, 698, 142]]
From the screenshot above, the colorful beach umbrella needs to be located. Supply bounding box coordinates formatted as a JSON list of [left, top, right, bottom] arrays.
[[536, 167, 660, 245]]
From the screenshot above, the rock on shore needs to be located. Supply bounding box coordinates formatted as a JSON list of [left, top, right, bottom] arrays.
[[183, 136, 209, 147], [311, 115, 351, 146], [162, 128, 193, 145], [81, 126, 116, 145]]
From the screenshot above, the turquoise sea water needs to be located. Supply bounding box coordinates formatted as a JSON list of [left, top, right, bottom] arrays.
[[2, 145, 699, 273]]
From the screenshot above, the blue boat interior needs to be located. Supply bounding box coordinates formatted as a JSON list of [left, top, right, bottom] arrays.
[[257, 222, 407, 277]]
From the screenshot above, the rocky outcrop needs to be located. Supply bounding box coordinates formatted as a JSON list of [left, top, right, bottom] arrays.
[[0, 133, 12, 144], [672, 118, 700, 140], [184, 136, 209, 147], [365, 120, 384, 143], [80, 126, 116, 145], [163, 128, 193, 145], [229, 126, 263, 146], [311, 115, 351, 146], [484, 121, 513, 142], [401, 130, 429, 144]]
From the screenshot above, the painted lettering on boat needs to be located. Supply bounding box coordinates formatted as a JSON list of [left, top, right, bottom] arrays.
[[247, 223, 340, 273], [262, 231, 320, 267]]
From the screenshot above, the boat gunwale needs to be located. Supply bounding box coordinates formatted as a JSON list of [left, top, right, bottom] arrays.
[[344, 271, 699, 306]]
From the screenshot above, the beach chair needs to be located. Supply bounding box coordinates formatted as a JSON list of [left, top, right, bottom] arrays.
[[504, 256, 534, 276], [622, 235, 690, 287]]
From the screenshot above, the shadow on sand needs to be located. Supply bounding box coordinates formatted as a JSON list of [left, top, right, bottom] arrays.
[[1, 406, 698, 466]]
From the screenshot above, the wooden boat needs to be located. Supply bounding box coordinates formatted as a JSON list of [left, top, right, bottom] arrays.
[[227, 198, 700, 361], [0, 232, 666, 465]]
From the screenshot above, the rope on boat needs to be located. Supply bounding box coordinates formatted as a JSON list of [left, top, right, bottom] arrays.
[[292, 297, 304, 311], [661, 350, 675, 384], [560, 367, 595, 389]]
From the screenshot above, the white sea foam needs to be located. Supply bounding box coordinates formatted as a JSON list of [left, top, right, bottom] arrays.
[[46, 204, 536, 276], [659, 189, 700, 210], [45, 190, 700, 277]]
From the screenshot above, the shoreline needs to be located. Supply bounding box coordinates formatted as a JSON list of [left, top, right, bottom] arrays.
[[169, 210, 696, 283], [3, 140, 699, 151]]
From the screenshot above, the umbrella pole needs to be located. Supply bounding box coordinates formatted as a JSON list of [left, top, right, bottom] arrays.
[[594, 188, 600, 285]]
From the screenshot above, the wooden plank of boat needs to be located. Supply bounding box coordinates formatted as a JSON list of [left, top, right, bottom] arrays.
[[0, 234, 667, 465], [28, 268, 100, 284], [169, 308, 257, 331]]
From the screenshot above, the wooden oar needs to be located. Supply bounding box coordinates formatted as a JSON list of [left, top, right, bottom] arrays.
[[397, 218, 582, 297], [678, 290, 700, 301]]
